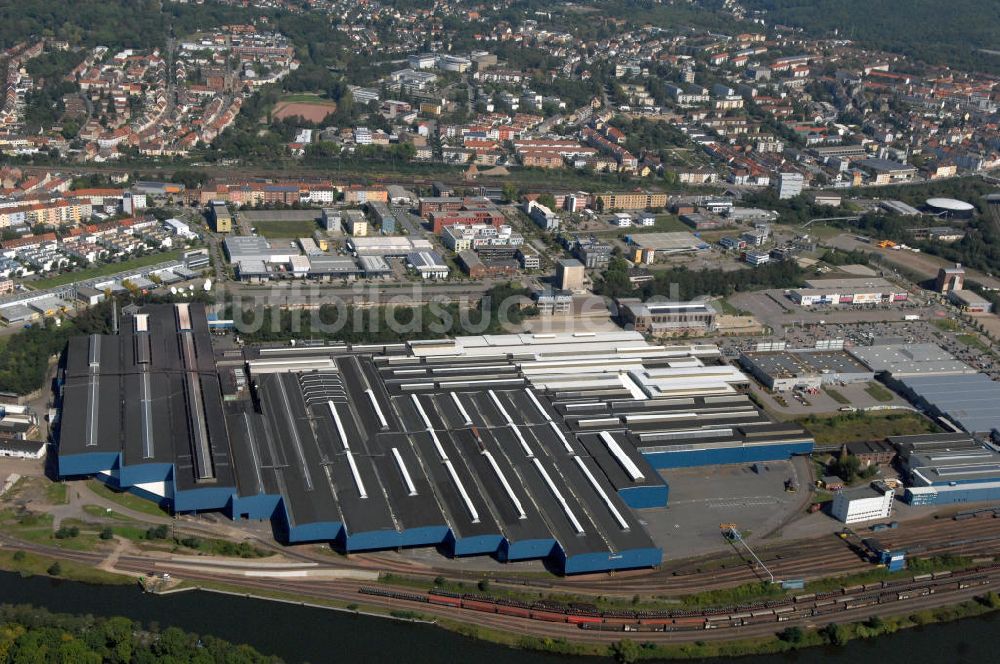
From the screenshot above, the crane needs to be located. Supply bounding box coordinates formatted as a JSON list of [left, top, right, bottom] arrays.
[[720, 523, 775, 584]]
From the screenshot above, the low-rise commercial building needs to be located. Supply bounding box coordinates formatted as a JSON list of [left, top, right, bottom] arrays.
[[789, 277, 908, 306], [534, 288, 572, 315], [949, 289, 993, 313], [347, 236, 433, 256], [617, 299, 718, 336], [407, 251, 449, 279], [457, 251, 518, 278]]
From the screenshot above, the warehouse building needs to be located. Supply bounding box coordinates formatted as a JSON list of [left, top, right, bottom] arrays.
[[58, 304, 238, 512], [347, 236, 433, 256], [949, 289, 993, 313], [629, 232, 708, 262], [848, 343, 976, 377], [884, 373, 1000, 434], [57, 315, 812, 574], [894, 433, 1000, 505], [407, 251, 449, 279], [739, 349, 874, 392]]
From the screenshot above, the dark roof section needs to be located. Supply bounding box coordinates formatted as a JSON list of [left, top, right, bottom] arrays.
[[60, 304, 236, 490]]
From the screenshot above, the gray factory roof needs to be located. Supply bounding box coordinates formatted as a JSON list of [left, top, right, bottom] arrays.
[[308, 255, 360, 275], [556, 393, 809, 453], [742, 349, 872, 379], [630, 231, 707, 253], [224, 236, 295, 262], [848, 343, 975, 376], [226, 351, 658, 556], [59, 304, 235, 492], [894, 373, 1000, 434], [802, 277, 899, 291], [893, 433, 1000, 486]]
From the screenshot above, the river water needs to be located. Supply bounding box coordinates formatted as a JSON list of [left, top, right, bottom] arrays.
[[0, 571, 995, 663]]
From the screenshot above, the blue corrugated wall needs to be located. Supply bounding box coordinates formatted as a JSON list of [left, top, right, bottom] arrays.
[[619, 484, 669, 509], [641, 441, 814, 469]]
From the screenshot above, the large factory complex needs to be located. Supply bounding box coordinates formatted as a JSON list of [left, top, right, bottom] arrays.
[[55, 304, 815, 574]]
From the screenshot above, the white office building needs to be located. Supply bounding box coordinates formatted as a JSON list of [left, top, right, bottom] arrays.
[[832, 485, 895, 524]]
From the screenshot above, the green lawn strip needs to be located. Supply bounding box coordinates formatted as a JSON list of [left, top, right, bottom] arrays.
[[85, 480, 170, 517], [45, 482, 69, 505], [956, 333, 991, 352], [864, 382, 894, 402], [29, 250, 184, 289], [823, 387, 851, 404], [933, 318, 960, 332]]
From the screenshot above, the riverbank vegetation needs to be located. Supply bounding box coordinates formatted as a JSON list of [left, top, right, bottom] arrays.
[[0, 603, 281, 662]]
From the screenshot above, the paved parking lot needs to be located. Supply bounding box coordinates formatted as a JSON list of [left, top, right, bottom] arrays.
[[640, 457, 810, 559], [729, 290, 933, 335], [748, 380, 911, 417]]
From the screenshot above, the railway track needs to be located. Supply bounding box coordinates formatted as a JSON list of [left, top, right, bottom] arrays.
[[3, 527, 999, 647]]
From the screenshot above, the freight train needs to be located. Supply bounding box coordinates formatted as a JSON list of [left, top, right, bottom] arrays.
[[358, 564, 997, 632]]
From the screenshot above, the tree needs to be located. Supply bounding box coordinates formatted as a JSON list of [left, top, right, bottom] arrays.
[[536, 193, 557, 209], [822, 622, 850, 646], [610, 639, 641, 663], [99, 527, 114, 540], [47, 562, 62, 576], [831, 453, 862, 482], [779, 625, 805, 643]]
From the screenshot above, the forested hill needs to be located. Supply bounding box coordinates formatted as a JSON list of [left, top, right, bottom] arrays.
[[743, 0, 1000, 73], [0, 0, 253, 51]]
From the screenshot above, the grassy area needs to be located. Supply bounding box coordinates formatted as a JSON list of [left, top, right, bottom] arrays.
[[823, 387, 851, 405], [716, 298, 752, 316], [85, 480, 169, 518], [0, 548, 132, 585], [254, 220, 321, 238], [678, 581, 787, 608], [933, 318, 961, 332], [0, 512, 103, 552], [804, 555, 975, 595], [864, 382, 895, 403], [29, 250, 184, 289], [797, 410, 940, 445], [45, 482, 68, 505], [957, 333, 991, 352]]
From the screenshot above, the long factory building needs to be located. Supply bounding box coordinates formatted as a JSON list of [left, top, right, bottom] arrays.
[[56, 304, 813, 574]]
